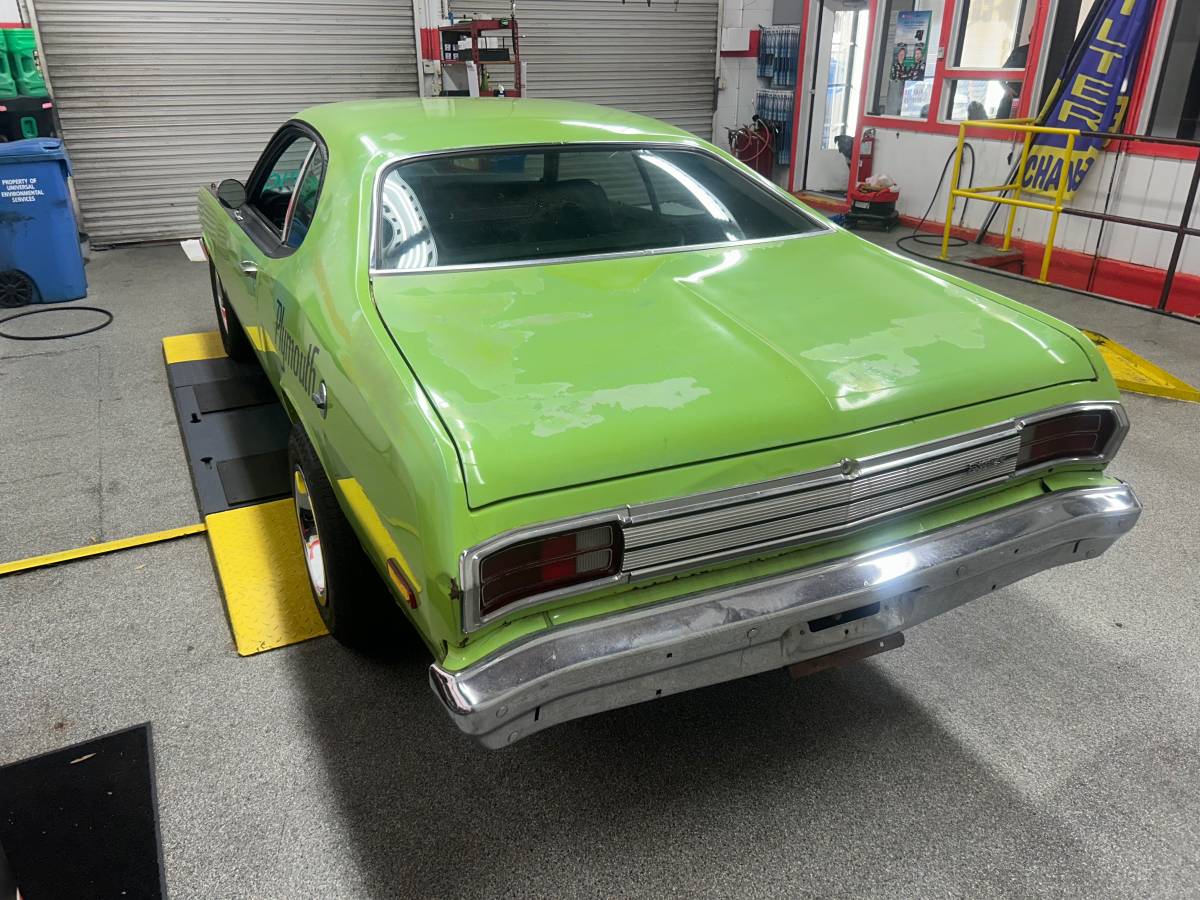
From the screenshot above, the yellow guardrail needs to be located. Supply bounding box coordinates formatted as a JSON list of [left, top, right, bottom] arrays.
[[941, 118, 1081, 284]]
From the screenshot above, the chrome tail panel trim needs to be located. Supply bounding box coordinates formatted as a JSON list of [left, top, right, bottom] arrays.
[[458, 400, 1129, 633], [622, 433, 1021, 572]]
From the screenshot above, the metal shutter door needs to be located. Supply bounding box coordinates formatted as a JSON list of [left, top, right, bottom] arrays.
[[463, 0, 718, 139], [32, 0, 419, 245]]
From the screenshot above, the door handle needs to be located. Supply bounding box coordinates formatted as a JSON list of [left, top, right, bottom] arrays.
[[240, 261, 258, 278], [311, 381, 328, 417]]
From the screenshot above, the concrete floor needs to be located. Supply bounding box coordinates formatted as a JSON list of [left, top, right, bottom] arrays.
[[1, 238, 1198, 898]]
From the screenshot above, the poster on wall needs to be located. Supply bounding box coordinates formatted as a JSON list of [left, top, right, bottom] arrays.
[[889, 11, 932, 82]]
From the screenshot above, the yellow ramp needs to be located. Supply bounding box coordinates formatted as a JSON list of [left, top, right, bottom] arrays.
[[205, 499, 328, 656], [162, 330, 226, 364], [1084, 330, 1200, 403]]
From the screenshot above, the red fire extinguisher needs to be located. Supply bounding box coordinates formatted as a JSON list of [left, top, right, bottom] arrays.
[[855, 127, 876, 185]]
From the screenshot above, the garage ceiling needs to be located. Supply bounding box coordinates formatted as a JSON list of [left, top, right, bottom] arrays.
[[32, 0, 419, 245]]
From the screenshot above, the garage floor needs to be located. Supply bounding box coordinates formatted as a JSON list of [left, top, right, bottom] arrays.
[[1, 238, 1198, 898]]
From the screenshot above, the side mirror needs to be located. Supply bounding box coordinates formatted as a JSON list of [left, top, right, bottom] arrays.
[[216, 178, 247, 210]]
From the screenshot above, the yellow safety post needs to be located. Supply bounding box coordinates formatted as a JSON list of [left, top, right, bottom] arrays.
[[1004, 131, 1034, 251], [1040, 131, 1076, 283], [941, 124, 967, 260], [930, 119, 1082, 285]]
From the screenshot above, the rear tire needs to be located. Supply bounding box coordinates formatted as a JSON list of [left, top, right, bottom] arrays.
[[288, 424, 400, 649], [208, 259, 254, 362]]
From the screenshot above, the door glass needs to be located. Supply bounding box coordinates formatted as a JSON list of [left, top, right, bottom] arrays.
[[286, 148, 326, 248], [804, 2, 869, 196], [823, 9, 868, 149], [251, 137, 315, 234]]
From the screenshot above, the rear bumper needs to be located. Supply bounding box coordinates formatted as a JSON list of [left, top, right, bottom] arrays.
[[429, 484, 1140, 748]]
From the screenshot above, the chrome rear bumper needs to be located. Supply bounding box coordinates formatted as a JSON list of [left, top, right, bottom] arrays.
[[429, 484, 1140, 748]]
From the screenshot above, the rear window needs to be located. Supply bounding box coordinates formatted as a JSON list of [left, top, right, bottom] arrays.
[[373, 146, 823, 271]]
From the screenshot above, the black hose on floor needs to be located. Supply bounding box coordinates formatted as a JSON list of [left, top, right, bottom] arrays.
[[899, 143, 976, 251], [0, 305, 114, 341]]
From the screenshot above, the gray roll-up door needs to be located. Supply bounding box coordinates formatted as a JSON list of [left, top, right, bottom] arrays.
[[32, 0, 419, 245], [459, 0, 719, 139]]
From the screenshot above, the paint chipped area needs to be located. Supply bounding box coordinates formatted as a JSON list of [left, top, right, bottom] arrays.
[[800, 311, 987, 408], [435, 376, 713, 442], [529, 377, 712, 437]]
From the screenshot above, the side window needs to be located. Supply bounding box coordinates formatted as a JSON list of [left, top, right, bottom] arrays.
[[248, 135, 315, 234], [285, 147, 326, 249]]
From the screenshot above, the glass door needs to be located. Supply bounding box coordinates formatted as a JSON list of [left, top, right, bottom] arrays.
[[802, 1, 871, 197]]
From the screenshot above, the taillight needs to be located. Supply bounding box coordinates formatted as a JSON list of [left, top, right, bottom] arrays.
[[1018, 408, 1119, 469], [478, 524, 622, 617]]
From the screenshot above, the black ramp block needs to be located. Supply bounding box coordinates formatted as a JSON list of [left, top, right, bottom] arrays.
[[192, 376, 278, 414], [217, 448, 291, 506]]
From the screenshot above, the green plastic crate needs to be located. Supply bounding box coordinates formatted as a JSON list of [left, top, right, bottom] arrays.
[[4, 29, 48, 98], [0, 32, 16, 98]]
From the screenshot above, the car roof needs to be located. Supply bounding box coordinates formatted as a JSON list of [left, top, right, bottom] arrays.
[[294, 98, 702, 163]]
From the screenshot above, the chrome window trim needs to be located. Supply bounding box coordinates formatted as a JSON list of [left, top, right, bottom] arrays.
[[281, 142, 318, 245], [457, 400, 1128, 633], [366, 142, 833, 276]]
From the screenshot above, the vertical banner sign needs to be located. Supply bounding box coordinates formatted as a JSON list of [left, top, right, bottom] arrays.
[[890, 11, 932, 82], [1021, 0, 1155, 200]]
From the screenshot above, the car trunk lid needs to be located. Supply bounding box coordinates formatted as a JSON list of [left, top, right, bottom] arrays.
[[371, 232, 1096, 508]]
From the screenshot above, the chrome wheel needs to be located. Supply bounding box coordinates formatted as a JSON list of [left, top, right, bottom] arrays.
[[217, 286, 231, 336], [293, 466, 327, 605]]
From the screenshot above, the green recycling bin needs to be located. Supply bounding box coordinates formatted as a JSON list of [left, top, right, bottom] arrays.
[[4, 29, 48, 98]]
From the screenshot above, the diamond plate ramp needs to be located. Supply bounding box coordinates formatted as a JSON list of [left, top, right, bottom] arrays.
[[1084, 330, 1200, 403], [205, 499, 328, 656]]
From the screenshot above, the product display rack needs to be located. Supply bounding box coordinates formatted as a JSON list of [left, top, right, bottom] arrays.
[[439, 18, 524, 98]]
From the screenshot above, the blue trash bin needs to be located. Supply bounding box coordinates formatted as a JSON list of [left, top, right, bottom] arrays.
[[0, 138, 87, 306]]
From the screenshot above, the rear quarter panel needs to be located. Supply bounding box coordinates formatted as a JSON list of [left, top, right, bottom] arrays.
[[270, 143, 468, 658]]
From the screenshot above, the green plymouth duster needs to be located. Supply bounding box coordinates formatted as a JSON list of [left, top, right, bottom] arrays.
[[199, 98, 1140, 748]]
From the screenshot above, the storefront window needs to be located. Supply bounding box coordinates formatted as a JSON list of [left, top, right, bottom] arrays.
[[944, 79, 1016, 121], [1148, 2, 1200, 140], [869, 0, 942, 119], [953, 0, 1036, 69], [944, 0, 1035, 121]]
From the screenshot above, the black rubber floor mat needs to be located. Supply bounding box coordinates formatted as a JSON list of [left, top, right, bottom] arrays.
[[192, 375, 278, 415], [0, 724, 166, 899], [217, 448, 291, 506]]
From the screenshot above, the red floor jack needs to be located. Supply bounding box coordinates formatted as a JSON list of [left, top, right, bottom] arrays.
[[844, 129, 900, 231]]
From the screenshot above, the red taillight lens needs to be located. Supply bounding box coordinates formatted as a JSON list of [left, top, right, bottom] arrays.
[[479, 524, 622, 617], [1018, 410, 1118, 469]]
